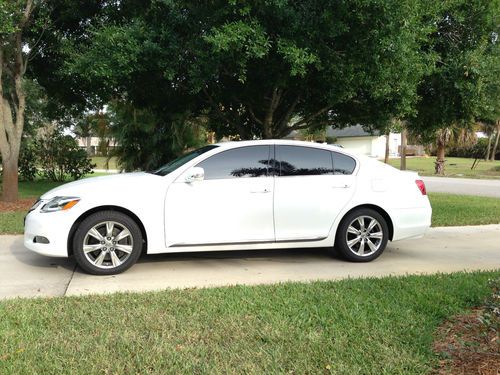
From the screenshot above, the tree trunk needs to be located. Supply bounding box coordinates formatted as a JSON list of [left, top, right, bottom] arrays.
[[1, 157, 19, 202], [485, 134, 492, 161], [384, 132, 390, 163], [490, 121, 500, 161], [0, 1, 33, 202], [86, 136, 92, 155], [400, 127, 407, 170], [435, 141, 446, 175]]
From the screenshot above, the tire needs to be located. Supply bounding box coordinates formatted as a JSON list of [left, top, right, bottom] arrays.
[[73, 210, 143, 275], [334, 208, 389, 262]]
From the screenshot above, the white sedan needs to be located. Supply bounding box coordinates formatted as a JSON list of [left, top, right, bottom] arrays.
[[24, 140, 431, 275]]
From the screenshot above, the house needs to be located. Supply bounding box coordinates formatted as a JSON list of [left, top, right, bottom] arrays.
[[77, 136, 118, 156], [327, 125, 401, 158], [286, 125, 402, 158]]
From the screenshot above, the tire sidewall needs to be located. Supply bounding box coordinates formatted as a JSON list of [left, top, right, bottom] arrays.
[[335, 208, 389, 262], [73, 211, 143, 275]]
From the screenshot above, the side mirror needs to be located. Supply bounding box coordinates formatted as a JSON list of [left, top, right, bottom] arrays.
[[184, 167, 204, 183]]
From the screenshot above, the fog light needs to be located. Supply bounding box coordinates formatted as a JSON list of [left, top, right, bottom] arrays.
[[33, 236, 50, 244]]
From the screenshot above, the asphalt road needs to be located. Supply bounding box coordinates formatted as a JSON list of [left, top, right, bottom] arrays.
[[422, 176, 500, 198], [1, 224, 499, 299]]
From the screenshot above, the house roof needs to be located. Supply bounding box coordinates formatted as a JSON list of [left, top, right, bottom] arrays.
[[326, 124, 380, 138], [284, 124, 381, 139]]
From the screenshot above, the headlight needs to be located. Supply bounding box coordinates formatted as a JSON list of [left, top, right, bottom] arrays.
[[40, 196, 80, 213], [28, 199, 43, 213]]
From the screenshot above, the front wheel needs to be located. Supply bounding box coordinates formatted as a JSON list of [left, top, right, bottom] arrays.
[[334, 208, 389, 262], [73, 211, 143, 275]]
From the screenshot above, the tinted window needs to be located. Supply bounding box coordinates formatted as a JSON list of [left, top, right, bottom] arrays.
[[278, 146, 333, 176], [332, 152, 356, 175], [197, 146, 270, 180], [151, 145, 218, 176]]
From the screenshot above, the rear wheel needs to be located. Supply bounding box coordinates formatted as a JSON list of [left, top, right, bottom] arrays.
[[335, 208, 389, 262], [73, 211, 143, 275]]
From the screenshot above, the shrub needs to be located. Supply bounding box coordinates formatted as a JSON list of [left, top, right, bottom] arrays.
[[36, 131, 95, 181], [19, 140, 38, 181], [448, 138, 500, 159]]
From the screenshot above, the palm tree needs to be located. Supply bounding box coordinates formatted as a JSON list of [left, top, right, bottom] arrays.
[[434, 125, 476, 175]]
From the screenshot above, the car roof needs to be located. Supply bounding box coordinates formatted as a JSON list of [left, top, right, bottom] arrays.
[[214, 139, 346, 152]]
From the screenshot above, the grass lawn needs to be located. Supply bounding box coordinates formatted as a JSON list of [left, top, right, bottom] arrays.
[[387, 156, 500, 179], [429, 192, 500, 227], [0, 271, 497, 374], [91, 156, 118, 170]]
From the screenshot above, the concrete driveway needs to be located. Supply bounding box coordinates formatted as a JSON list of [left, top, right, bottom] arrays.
[[422, 176, 500, 198], [1, 224, 499, 299]]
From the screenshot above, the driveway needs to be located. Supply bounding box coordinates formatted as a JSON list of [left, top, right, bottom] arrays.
[[422, 176, 500, 198], [1, 224, 499, 299]]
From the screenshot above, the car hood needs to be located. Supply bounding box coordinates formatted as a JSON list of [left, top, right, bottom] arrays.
[[40, 172, 163, 200]]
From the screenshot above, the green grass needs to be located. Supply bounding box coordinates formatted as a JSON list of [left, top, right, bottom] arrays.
[[2, 173, 110, 200], [0, 211, 26, 234], [17, 180, 65, 199], [428, 192, 500, 227], [0, 271, 497, 374], [91, 156, 118, 170], [388, 156, 500, 179]]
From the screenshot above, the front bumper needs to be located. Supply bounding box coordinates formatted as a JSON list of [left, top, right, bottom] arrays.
[[24, 207, 79, 258]]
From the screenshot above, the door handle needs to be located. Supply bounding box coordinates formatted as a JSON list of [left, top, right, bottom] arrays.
[[250, 188, 271, 193], [332, 184, 351, 189]]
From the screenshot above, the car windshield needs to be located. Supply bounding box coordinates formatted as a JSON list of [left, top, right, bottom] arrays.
[[150, 145, 219, 176]]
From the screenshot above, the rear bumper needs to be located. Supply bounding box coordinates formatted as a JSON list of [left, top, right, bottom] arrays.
[[389, 204, 432, 241]]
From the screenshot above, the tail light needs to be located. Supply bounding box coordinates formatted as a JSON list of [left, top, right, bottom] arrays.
[[415, 179, 427, 195]]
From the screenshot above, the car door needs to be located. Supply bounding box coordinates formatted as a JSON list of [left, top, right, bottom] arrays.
[[273, 145, 356, 241], [164, 145, 275, 247]]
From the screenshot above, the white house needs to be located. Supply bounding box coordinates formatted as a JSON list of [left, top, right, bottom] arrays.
[[285, 125, 402, 158], [77, 136, 118, 155], [327, 125, 401, 158]]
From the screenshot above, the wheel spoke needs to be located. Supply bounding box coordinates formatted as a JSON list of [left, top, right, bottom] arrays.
[[366, 239, 377, 252], [94, 251, 106, 266], [357, 218, 365, 231], [115, 228, 131, 242], [347, 236, 361, 247], [366, 219, 377, 232], [83, 244, 102, 253], [115, 244, 132, 254], [358, 238, 365, 255], [88, 227, 104, 241], [369, 231, 383, 239], [106, 222, 115, 238], [110, 251, 121, 267], [347, 226, 360, 235]]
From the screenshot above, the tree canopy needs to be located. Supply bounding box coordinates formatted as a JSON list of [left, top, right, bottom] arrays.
[[409, 0, 499, 138], [55, 0, 439, 140]]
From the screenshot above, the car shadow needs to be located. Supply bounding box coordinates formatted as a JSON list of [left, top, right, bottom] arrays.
[[137, 246, 342, 264], [9, 236, 76, 271], [13, 234, 345, 272]]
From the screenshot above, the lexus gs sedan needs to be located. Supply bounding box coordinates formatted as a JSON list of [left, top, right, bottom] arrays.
[[24, 140, 431, 275]]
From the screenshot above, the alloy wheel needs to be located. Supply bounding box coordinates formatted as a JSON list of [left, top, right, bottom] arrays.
[[345, 215, 384, 257], [82, 221, 134, 269]]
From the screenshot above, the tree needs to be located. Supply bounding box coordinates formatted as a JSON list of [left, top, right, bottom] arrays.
[[107, 101, 206, 171], [408, 0, 500, 175], [73, 116, 95, 155], [400, 125, 408, 170], [0, 0, 36, 201], [491, 120, 500, 160], [434, 125, 476, 174], [62, 0, 437, 142]]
